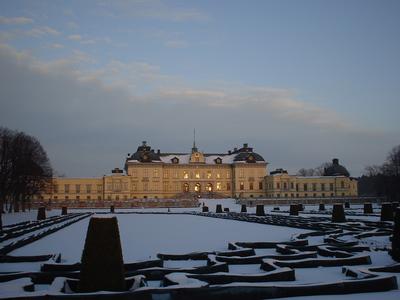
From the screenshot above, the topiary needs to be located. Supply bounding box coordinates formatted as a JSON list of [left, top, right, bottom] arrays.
[[256, 205, 265, 216], [319, 203, 325, 211], [380, 203, 393, 221], [332, 204, 346, 222], [216, 204, 223, 213], [290, 204, 298, 216], [78, 217, 126, 292], [390, 208, 400, 262], [37, 207, 46, 220], [364, 203, 373, 214], [61, 206, 68, 215], [241, 204, 247, 213], [202, 206, 209, 212]]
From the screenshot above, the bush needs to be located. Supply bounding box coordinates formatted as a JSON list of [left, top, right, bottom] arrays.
[[390, 208, 400, 262], [256, 205, 265, 216], [364, 203, 373, 214], [290, 204, 298, 216], [61, 206, 68, 215], [202, 206, 209, 212], [332, 204, 346, 222], [37, 207, 46, 220], [216, 204, 223, 213], [78, 217, 126, 292], [241, 204, 247, 213], [319, 203, 325, 211], [381, 203, 393, 221]]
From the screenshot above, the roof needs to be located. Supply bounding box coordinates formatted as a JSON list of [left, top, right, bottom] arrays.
[[125, 142, 266, 165]]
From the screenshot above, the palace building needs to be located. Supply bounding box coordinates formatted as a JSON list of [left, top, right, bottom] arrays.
[[40, 141, 358, 204]]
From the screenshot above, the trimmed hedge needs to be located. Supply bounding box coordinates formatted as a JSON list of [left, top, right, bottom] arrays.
[[332, 204, 346, 223], [256, 205, 265, 216], [78, 217, 126, 292], [37, 207, 46, 220]]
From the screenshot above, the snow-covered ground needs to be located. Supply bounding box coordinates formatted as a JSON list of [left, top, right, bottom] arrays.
[[0, 198, 398, 299]]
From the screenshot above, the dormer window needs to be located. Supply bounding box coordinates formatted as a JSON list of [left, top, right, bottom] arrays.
[[171, 157, 179, 164], [214, 157, 222, 164], [246, 154, 256, 163]]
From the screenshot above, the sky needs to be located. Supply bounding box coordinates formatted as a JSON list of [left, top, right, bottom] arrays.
[[0, 0, 399, 177]]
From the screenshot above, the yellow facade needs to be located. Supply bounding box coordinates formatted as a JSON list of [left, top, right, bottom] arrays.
[[265, 170, 358, 199], [39, 142, 358, 203]]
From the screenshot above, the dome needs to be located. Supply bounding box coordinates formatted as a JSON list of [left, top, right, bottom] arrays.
[[324, 158, 350, 177]]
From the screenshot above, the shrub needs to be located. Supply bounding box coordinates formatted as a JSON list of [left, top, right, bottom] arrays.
[[78, 217, 126, 292], [364, 203, 373, 214], [381, 203, 393, 221], [216, 204, 223, 213], [61, 207, 68, 215], [202, 206, 209, 212], [332, 204, 346, 222], [37, 207, 46, 220], [241, 204, 247, 213], [256, 205, 265, 216], [390, 208, 400, 262], [319, 203, 325, 211], [290, 204, 298, 216]]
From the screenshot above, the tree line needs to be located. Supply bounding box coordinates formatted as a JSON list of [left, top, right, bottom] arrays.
[[0, 127, 53, 229], [358, 145, 400, 201]]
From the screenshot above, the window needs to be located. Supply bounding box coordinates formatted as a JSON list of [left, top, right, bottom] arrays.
[[76, 195, 80, 200], [87, 196, 91, 200], [330, 183, 334, 191], [116, 195, 119, 200], [290, 182, 294, 189], [53, 185, 58, 193], [86, 184, 91, 193], [240, 182, 244, 190], [163, 170, 169, 179], [304, 193, 308, 197], [312, 183, 316, 191], [195, 172, 200, 179], [321, 183, 325, 191], [303, 183, 308, 191], [65, 196, 69, 200], [296, 184, 299, 192], [207, 171, 212, 179], [226, 182, 231, 191], [143, 169, 149, 177], [277, 182, 280, 189], [132, 183, 137, 191], [239, 169, 244, 178], [226, 171, 231, 179], [143, 182, 148, 191], [283, 182, 287, 189], [249, 182, 253, 190], [285, 193, 288, 197], [98, 196, 102, 200], [153, 169, 159, 177], [259, 181, 263, 190], [76, 184, 80, 193], [97, 184, 102, 192], [173, 171, 178, 179], [341, 181, 345, 188], [131, 170, 137, 177], [183, 171, 189, 179], [322, 193, 325, 197], [216, 172, 221, 179], [216, 182, 222, 191]]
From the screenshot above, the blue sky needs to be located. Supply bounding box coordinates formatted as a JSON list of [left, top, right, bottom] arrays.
[[0, 0, 399, 177]]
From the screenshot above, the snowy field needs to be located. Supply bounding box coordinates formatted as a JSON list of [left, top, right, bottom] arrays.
[[1, 198, 399, 300]]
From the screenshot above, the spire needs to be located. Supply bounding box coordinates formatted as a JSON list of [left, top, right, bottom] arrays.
[[192, 128, 198, 153]]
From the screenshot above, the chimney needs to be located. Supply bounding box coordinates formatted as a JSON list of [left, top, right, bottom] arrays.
[[157, 149, 160, 154], [332, 158, 339, 165], [142, 141, 147, 146]]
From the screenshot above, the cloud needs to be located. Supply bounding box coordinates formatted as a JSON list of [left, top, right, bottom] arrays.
[[0, 16, 34, 25], [165, 40, 188, 48], [0, 43, 396, 177], [25, 26, 60, 37], [50, 43, 64, 49], [67, 34, 82, 41]]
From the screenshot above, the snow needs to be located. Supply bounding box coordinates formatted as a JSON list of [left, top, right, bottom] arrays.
[[9, 213, 306, 263], [1, 198, 399, 300]]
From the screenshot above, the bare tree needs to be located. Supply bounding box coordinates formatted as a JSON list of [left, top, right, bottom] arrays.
[[0, 127, 53, 229], [314, 162, 331, 176], [297, 168, 315, 176]]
